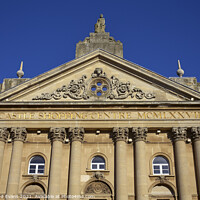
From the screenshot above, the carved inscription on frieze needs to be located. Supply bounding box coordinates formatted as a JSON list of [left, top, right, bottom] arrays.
[[0, 111, 200, 120]]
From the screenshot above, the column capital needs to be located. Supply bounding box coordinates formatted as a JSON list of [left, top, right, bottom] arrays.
[[0, 128, 9, 142], [10, 127, 27, 142], [191, 127, 200, 142], [68, 127, 84, 142], [49, 127, 66, 143], [132, 127, 148, 142], [172, 127, 187, 142], [113, 127, 129, 142]]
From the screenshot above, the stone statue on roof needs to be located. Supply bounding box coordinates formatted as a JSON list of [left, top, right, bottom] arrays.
[[95, 14, 105, 33]]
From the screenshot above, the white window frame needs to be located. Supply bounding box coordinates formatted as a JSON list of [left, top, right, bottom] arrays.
[[28, 156, 45, 175], [153, 157, 170, 175], [91, 156, 105, 170]]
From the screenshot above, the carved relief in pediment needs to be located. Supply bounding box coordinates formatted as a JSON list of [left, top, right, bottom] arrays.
[[85, 181, 111, 194], [32, 68, 155, 101]]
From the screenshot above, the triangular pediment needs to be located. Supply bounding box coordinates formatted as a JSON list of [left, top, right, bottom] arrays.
[[1, 49, 200, 103]]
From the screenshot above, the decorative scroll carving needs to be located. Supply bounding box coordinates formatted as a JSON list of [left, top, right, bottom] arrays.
[[68, 127, 84, 142], [48, 128, 66, 143], [85, 181, 111, 194], [108, 76, 155, 100], [0, 128, 9, 142], [191, 127, 200, 141], [33, 75, 88, 100], [113, 127, 129, 142], [32, 68, 155, 101], [172, 127, 187, 142], [10, 127, 27, 142], [132, 127, 148, 142]]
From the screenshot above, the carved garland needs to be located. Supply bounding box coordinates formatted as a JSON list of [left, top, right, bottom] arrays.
[[32, 68, 155, 100]]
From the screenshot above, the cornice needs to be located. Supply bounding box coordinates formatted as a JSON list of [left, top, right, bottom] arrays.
[[0, 101, 200, 108]]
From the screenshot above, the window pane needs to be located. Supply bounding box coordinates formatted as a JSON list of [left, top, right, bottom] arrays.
[[99, 164, 105, 169], [30, 156, 45, 164], [38, 165, 44, 169], [153, 165, 160, 169], [154, 170, 160, 174], [29, 170, 35, 173], [92, 156, 105, 163], [162, 170, 169, 174], [153, 156, 168, 164], [38, 170, 44, 173], [162, 165, 169, 169], [30, 165, 36, 169], [92, 164, 97, 169]]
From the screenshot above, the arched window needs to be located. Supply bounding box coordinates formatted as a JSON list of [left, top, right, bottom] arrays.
[[28, 156, 45, 174], [152, 156, 170, 175], [91, 156, 105, 170]]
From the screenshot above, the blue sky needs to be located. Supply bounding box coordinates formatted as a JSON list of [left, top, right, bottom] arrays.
[[0, 0, 200, 83]]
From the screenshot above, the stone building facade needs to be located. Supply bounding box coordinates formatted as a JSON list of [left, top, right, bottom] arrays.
[[0, 15, 200, 200]]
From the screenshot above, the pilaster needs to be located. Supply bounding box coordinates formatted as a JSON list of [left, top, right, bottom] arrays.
[[172, 127, 191, 200], [172, 127, 187, 142], [132, 127, 147, 142], [6, 128, 27, 200], [113, 127, 129, 142], [191, 127, 200, 198], [191, 127, 200, 142], [0, 128, 9, 142], [0, 128, 9, 181], [48, 127, 66, 143], [68, 127, 84, 142], [113, 127, 128, 200], [10, 127, 27, 142], [68, 128, 84, 200], [132, 127, 148, 200], [48, 127, 66, 200]]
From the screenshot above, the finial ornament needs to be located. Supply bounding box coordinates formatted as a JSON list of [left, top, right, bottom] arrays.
[[177, 60, 184, 77], [17, 61, 24, 79], [95, 14, 105, 33]]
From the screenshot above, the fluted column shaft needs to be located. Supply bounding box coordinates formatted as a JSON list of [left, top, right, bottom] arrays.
[[68, 127, 84, 200], [132, 127, 148, 200], [48, 127, 66, 200], [172, 127, 191, 200], [113, 127, 129, 200], [0, 128, 8, 179], [6, 128, 27, 199], [191, 127, 200, 197]]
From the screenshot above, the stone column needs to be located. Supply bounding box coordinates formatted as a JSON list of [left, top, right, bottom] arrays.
[[113, 127, 129, 200], [0, 128, 9, 179], [68, 127, 84, 200], [172, 127, 191, 200], [48, 127, 66, 200], [6, 127, 27, 199], [132, 127, 148, 200], [191, 127, 200, 198]]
